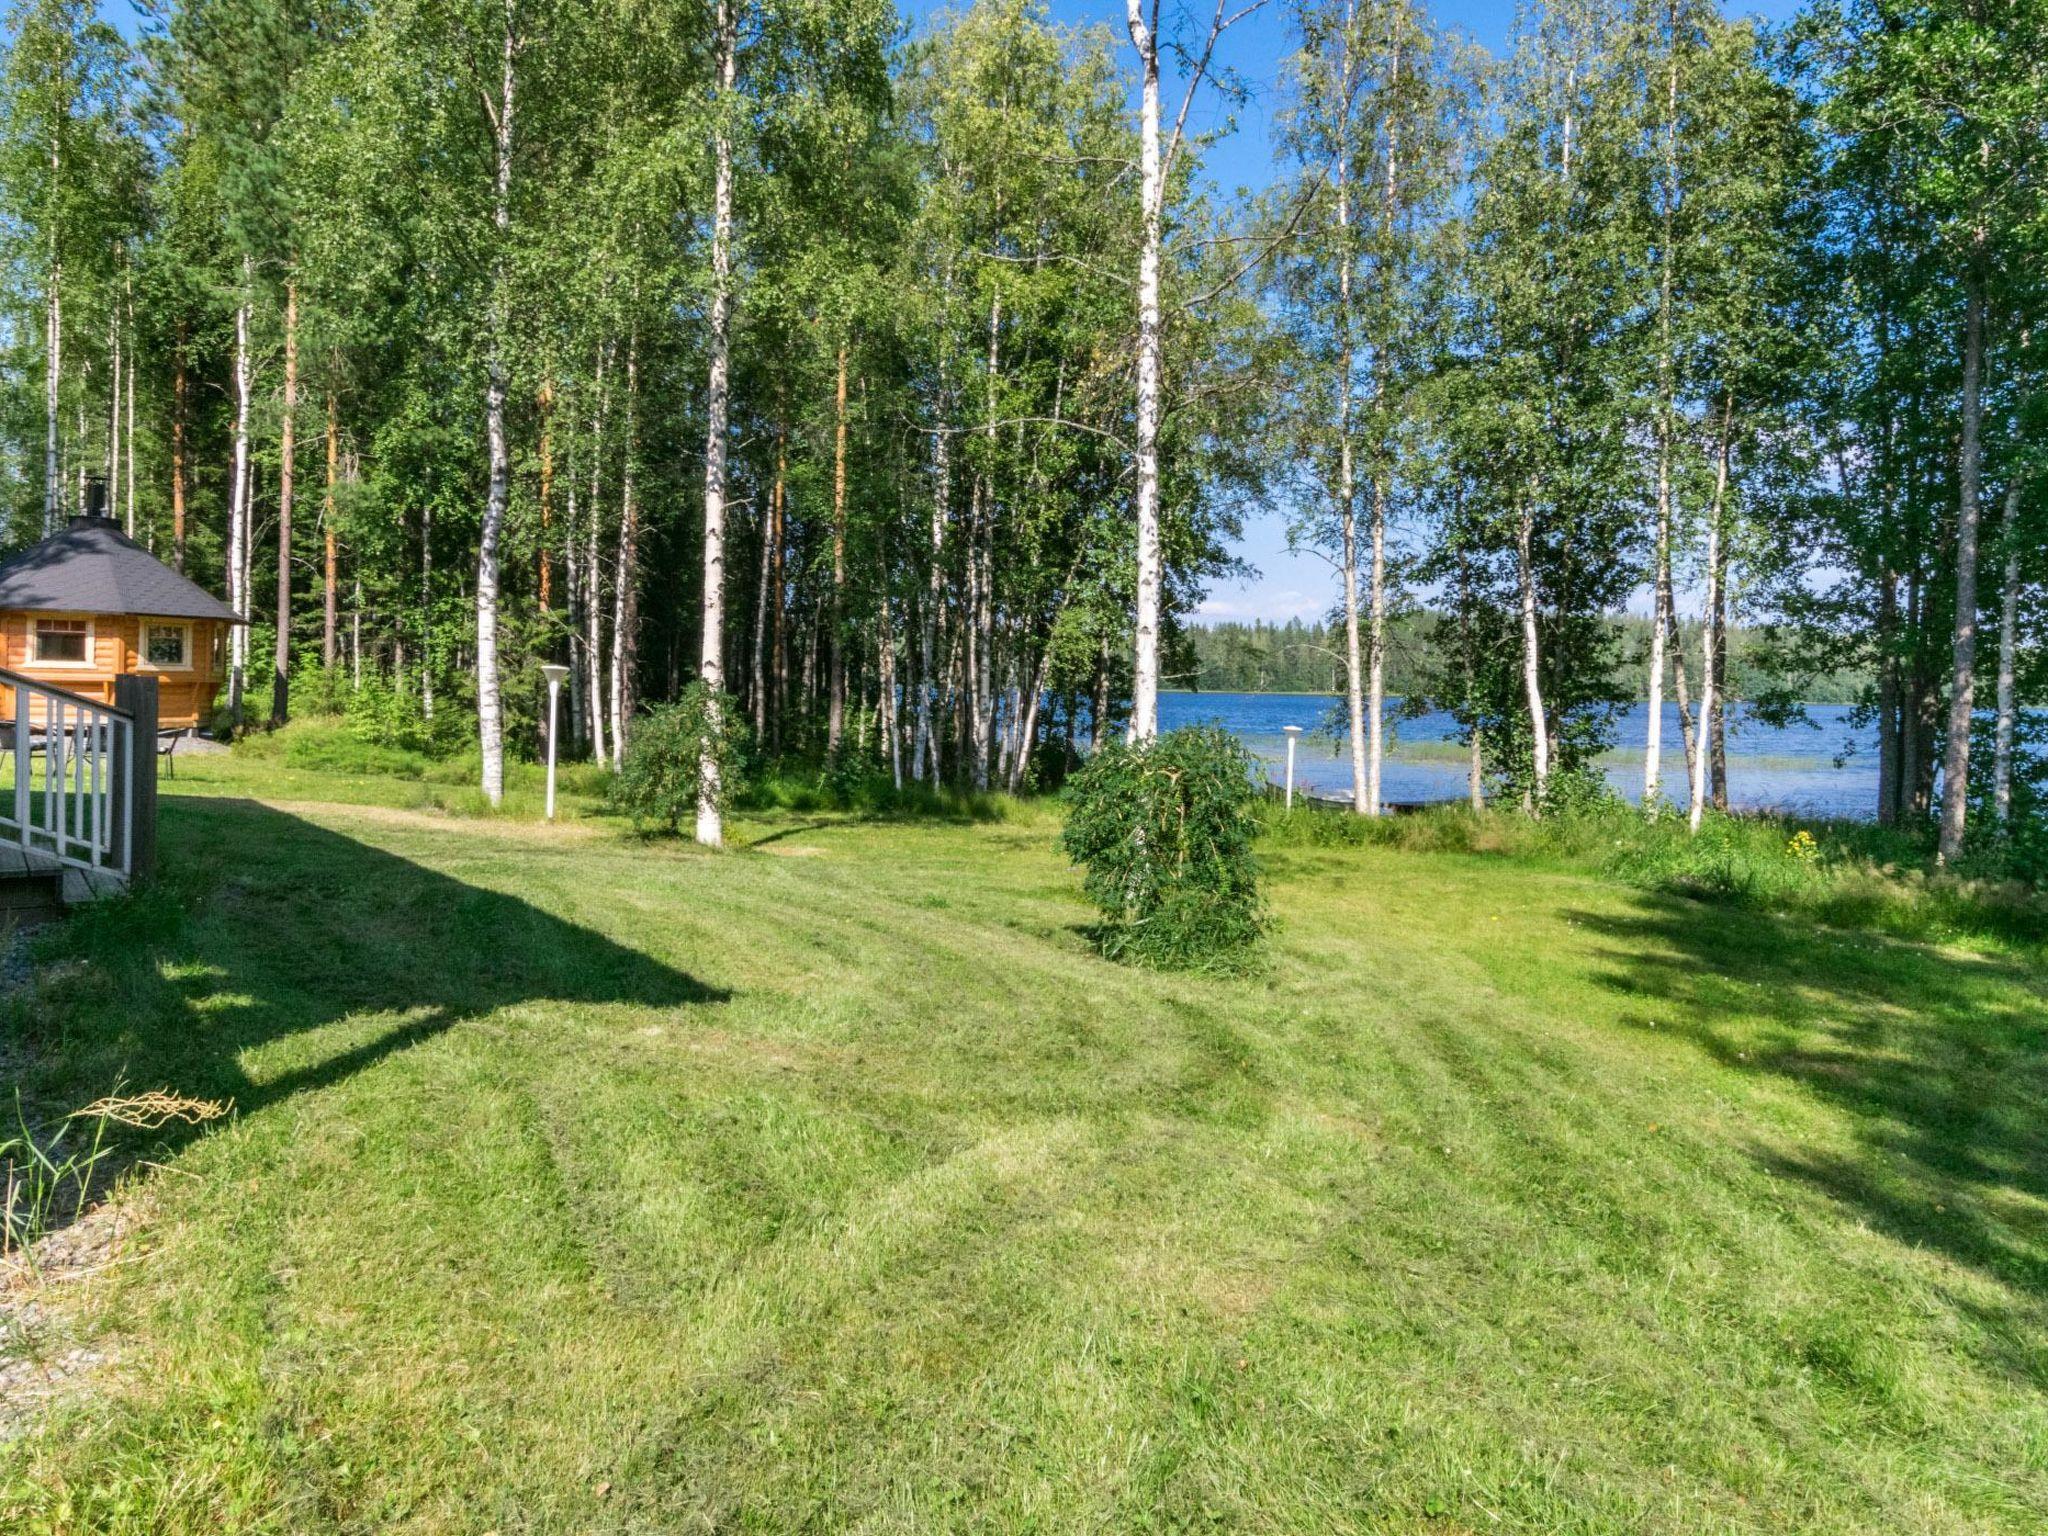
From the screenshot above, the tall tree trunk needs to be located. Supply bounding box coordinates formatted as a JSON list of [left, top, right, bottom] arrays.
[[1876, 569, 1900, 823], [1457, 535, 1483, 811], [1642, 0, 1681, 810], [697, 0, 736, 849], [879, 554, 902, 790], [617, 346, 648, 750], [1367, 472, 1388, 817], [1903, 568, 1924, 814], [537, 381, 554, 612], [228, 263, 253, 724], [917, 355, 951, 783], [968, 479, 994, 786], [585, 347, 609, 765], [1125, 0, 1164, 742], [476, 9, 517, 806], [124, 275, 136, 534], [44, 125, 61, 534], [1331, 6, 1369, 815], [1667, 601, 1697, 788], [611, 334, 641, 767], [323, 392, 339, 668], [1709, 565, 1729, 810], [567, 496, 585, 751], [973, 296, 1001, 788], [1365, 28, 1401, 820], [272, 278, 298, 727], [172, 323, 188, 569], [420, 499, 434, 720], [106, 308, 120, 522], [1518, 488, 1549, 803], [1992, 484, 2021, 825], [751, 468, 773, 737], [1646, 457, 1672, 809], [1938, 267, 1987, 862], [827, 342, 850, 755], [771, 437, 787, 755], [1690, 396, 1733, 833]]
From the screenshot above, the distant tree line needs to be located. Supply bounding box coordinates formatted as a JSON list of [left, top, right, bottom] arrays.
[[1183, 615, 1871, 706]]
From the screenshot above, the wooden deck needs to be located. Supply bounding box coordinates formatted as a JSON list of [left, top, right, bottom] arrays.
[[0, 840, 124, 924]]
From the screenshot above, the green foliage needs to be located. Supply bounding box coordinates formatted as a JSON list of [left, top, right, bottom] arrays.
[[340, 676, 467, 759], [608, 684, 750, 836], [1059, 726, 1267, 970]]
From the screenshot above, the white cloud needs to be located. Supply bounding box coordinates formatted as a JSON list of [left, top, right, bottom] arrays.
[[1193, 587, 1330, 624]]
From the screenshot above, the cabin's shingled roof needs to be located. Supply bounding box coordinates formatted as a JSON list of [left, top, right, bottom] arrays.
[[0, 515, 240, 622]]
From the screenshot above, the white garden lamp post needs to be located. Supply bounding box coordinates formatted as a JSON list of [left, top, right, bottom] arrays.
[[540, 664, 570, 820], [1282, 725, 1302, 810]]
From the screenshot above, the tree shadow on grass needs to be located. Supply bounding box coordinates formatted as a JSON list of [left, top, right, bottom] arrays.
[[1569, 890, 2048, 1343], [4, 796, 730, 1240]]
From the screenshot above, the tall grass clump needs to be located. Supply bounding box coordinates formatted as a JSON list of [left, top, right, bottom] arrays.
[[3, 1090, 227, 1271], [1060, 726, 1267, 971]]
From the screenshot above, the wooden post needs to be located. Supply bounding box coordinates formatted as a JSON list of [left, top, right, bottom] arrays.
[[112, 674, 158, 885]]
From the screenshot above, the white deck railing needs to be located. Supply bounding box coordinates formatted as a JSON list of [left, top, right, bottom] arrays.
[[0, 668, 137, 883]]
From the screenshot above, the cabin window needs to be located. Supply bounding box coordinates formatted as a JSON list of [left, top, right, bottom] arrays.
[[144, 622, 190, 668], [32, 618, 89, 665]]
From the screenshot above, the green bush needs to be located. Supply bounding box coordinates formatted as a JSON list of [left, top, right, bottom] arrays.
[[1059, 726, 1267, 971], [609, 684, 750, 835]]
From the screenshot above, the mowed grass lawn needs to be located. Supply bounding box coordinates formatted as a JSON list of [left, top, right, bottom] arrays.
[[5, 752, 2048, 1533]]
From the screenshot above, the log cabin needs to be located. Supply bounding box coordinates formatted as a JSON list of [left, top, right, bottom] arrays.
[[0, 510, 241, 731]]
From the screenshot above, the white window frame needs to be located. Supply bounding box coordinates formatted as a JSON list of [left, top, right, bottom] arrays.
[[139, 619, 194, 672], [29, 614, 95, 670]]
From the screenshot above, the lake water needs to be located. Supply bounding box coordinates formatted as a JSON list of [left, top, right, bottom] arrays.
[[1158, 691, 1879, 820]]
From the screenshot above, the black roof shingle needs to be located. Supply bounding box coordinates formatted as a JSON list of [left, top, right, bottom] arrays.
[[0, 516, 241, 623]]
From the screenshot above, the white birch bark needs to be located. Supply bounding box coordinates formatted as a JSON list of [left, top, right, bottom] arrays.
[[827, 343, 849, 754], [1938, 271, 1987, 861], [585, 347, 609, 765], [1690, 402, 1732, 834], [1518, 488, 1549, 801], [696, 0, 736, 848], [973, 295, 1000, 788], [476, 6, 516, 805], [1365, 30, 1402, 820], [274, 278, 298, 725], [1126, 0, 1165, 742], [567, 472, 585, 750], [228, 265, 253, 722], [1646, 447, 1672, 808], [610, 334, 640, 768], [917, 417, 948, 782], [916, 272, 954, 784]]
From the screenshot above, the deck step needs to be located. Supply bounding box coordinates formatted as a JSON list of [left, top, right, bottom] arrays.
[[0, 845, 125, 927]]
